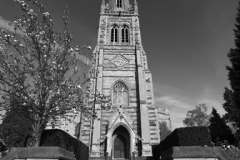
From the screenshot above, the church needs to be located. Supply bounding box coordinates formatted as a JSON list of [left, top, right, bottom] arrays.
[[72, 0, 172, 159]]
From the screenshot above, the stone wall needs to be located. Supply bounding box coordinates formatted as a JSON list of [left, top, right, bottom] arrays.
[[161, 146, 239, 160], [0, 147, 75, 160], [165, 158, 219, 160]]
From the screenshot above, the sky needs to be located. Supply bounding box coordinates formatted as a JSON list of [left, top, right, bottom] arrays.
[[0, 0, 238, 129]]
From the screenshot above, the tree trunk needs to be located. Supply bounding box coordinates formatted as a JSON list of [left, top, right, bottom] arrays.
[[32, 124, 41, 147], [34, 134, 41, 147]]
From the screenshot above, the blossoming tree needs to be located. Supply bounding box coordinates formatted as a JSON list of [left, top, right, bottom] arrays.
[[0, 0, 101, 147]]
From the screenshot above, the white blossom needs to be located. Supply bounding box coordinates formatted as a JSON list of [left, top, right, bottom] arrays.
[[39, 31, 45, 35], [87, 46, 92, 50], [27, 9, 34, 15], [43, 12, 50, 16]]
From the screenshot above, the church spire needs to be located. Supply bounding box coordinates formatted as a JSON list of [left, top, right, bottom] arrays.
[[102, 0, 105, 5], [134, 0, 138, 14], [101, 0, 106, 13]]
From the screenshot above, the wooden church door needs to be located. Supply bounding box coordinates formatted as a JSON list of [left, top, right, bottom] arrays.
[[114, 134, 127, 158]]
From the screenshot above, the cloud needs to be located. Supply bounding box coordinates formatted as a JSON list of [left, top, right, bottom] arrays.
[[153, 83, 195, 130], [155, 95, 192, 130], [155, 96, 192, 110], [154, 83, 183, 97], [153, 83, 226, 130], [154, 83, 194, 109], [170, 114, 186, 130], [197, 85, 226, 115]]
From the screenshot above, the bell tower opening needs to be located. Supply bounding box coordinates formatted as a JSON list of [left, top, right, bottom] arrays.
[[117, 0, 122, 8], [112, 126, 130, 159]]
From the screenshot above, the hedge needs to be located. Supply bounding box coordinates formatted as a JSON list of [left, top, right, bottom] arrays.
[[40, 129, 89, 160], [153, 126, 212, 159]]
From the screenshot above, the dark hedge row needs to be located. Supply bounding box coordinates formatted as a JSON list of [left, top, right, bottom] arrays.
[[170, 126, 212, 146], [40, 129, 89, 160], [153, 126, 212, 160]]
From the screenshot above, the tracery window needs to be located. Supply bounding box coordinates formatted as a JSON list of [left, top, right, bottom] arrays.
[[117, 0, 122, 8], [121, 25, 129, 43], [111, 25, 118, 42], [112, 82, 128, 105]]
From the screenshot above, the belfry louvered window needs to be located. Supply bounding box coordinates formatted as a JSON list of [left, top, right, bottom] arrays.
[[122, 25, 129, 43], [112, 82, 128, 105], [117, 0, 122, 8], [111, 25, 118, 42]]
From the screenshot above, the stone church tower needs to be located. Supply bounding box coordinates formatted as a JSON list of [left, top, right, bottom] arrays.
[[79, 0, 162, 158]]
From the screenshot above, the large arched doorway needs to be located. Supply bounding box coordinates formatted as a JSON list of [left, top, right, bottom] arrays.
[[112, 126, 130, 159], [114, 134, 127, 158]]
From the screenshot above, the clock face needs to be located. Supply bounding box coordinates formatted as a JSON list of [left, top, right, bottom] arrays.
[[111, 54, 129, 69]]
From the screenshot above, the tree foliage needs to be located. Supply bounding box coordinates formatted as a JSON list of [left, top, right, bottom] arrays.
[[0, 0, 94, 147], [0, 107, 32, 149], [209, 108, 235, 144], [223, 1, 240, 137], [183, 104, 210, 127], [0, 139, 7, 157]]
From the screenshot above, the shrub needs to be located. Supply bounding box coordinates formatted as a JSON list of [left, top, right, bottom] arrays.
[[217, 140, 240, 158], [40, 129, 89, 160], [209, 108, 235, 145], [172, 126, 212, 146], [154, 126, 212, 158]]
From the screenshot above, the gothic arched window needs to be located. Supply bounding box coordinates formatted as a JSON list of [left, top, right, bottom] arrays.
[[111, 25, 118, 42], [121, 25, 129, 43], [112, 82, 128, 105], [117, 0, 122, 8]]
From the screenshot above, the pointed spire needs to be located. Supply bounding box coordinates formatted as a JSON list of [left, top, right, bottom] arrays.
[[101, 0, 106, 13], [134, 0, 138, 15]]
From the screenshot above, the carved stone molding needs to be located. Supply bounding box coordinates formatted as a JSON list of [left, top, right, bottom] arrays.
[[110, 54, 129, 69]]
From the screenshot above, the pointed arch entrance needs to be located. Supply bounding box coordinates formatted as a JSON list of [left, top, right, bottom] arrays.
[[112, 126, 130, 159]]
